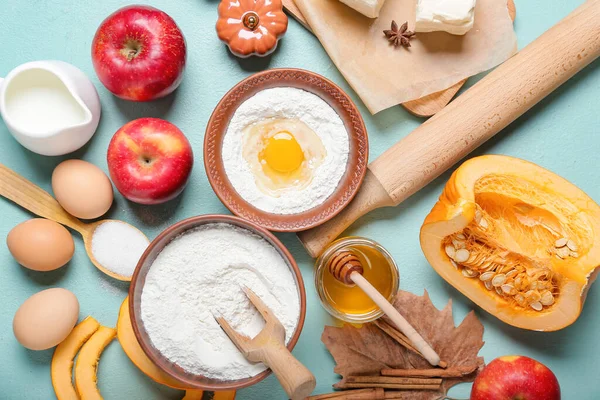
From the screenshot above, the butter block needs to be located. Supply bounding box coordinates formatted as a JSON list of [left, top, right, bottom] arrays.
[[415, 0, 476, 35], [339, 0, 387, 18]]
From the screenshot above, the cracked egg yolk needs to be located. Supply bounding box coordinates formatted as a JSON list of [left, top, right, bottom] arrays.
[[260, 131, 304, 173], [242, 118, 326, 196]]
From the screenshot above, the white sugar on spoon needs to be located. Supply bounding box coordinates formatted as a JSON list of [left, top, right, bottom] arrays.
[[0, 163, 148, 281]]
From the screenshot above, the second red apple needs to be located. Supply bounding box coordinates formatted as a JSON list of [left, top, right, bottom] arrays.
[[107, 118, 193, 205], [471, 356, 560, 400]]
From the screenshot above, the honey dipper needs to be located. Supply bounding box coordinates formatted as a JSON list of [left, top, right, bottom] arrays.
[[328, 251, 443, 367], [214, 287, 316, 400]]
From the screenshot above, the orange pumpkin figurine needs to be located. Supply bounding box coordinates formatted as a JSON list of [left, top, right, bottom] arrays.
[[216, 0, 288, 58]]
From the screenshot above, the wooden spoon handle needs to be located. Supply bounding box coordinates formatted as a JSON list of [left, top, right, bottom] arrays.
[[350, 272, 441, 367], [259, 342, 316, 400], [0, 163, 87, 233]]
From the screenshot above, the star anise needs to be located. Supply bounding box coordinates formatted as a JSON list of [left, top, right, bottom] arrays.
[[383, 20, 415, 48]]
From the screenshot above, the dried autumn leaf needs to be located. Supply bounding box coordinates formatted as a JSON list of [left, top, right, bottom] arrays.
[[321, 290, 485, 399]]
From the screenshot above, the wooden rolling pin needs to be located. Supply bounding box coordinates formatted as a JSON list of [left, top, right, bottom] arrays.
[[298, 0, 600, 257]]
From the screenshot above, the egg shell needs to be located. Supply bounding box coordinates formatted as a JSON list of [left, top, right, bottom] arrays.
[[13, 288, 79, 350], [7, 219, 74, 272], [52, 160, 113, 219]]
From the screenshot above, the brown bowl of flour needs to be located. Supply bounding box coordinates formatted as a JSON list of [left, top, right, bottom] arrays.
[[204, 68, 369, 232], [129, 214, 307, 391]]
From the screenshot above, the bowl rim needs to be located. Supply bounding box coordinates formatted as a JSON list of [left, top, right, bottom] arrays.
[[204, 68, 369, 232], [128, 214, 307, 391]]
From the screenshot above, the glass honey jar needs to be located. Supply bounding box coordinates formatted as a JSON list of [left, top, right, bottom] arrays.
[[315, 237, 399, 323]]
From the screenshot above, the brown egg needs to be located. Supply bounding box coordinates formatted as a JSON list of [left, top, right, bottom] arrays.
[[7, 219, 74, 272], [52, 159, 114, 219], [13, 288, 79, 350]]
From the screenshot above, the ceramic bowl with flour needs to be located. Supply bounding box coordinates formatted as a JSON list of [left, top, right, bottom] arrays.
[[205, 68, 369, 232], [129, 215, 306, 391]]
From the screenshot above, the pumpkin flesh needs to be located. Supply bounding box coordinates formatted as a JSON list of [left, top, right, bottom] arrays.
[[117, 297, 190, 389], [420, 155, 600, 331], [75, 326, 116, 400], [51, 317, 100, 400]]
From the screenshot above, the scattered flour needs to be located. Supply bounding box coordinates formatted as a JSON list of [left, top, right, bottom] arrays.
[[140, 223, 300, 380], [222, 87, 350, 214], [91, 221, 149, 278]]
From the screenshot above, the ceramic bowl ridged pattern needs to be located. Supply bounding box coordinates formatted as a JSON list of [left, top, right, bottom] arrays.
[[204, 68, 369, 232], [128, 214, 307, 391]]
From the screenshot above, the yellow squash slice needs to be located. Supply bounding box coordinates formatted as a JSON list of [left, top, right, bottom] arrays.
[[214, 391, 237, 400], [420, 155, 600, 331], [117, 297, 190, 389], [182, 390, 204, 400], [52, 316, 100, 400], [75, 326, 116, 400]]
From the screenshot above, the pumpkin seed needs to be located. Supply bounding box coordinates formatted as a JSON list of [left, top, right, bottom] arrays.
[[455, 249, 470, 263], [525, 290, 541, 303], [501, 284, 515, 295], [540, 291, 555, 306], [484, 280, 493, 290], [514, 294, 526, 306], [570, 251, 579, 258], [456, 233, 466, 240], [492, 274, 506, 287], [556, 247, 569, 259], [567, 240, 578, 252], [530, 301, 543, 311], [554, 238, 568, 248], [479, 218, 489, 230], [526, 268, 539, 277], [452, 239, 466, 249], [475, 210, 482, 223], [480, 272, 495, 282], [495, 286, 504, 296], [514, 276, 523, 287], [450, 259, 458, 270], [445, 245, 456, 259], [505, 270, 518, 279], [529, 281, 539, 290], [462, 268, 478, 278]]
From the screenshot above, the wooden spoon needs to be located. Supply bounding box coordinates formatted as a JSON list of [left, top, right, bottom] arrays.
[[0, 163, 147, 281], [214, 286, 316, 400], [328, 251, 443, 367]]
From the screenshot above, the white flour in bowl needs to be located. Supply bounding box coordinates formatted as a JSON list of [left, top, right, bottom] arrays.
[[222, 87, 350, 214], [140, 223, 301, 381]]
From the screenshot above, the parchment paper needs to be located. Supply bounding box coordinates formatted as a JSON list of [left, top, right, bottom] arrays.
[[294, 0, 517, 114]]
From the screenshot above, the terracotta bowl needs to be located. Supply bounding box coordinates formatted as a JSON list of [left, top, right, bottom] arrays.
[[204, 68, 369, 232], [129, 214, 307, 391]]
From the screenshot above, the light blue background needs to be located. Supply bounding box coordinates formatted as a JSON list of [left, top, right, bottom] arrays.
[[0, 0, 598, 398]]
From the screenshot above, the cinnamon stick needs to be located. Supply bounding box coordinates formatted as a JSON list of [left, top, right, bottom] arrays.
[[346, 376, 442, 385], [373, 319, 448, 368], [305, 388, 385, 399], [381, 365, 478, 378], [373, 320, 421, 356], [384, 392, 417, 399], [337, 383, 440, 390]]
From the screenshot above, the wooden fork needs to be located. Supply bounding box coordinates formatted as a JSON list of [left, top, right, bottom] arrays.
[[214, 287, 316, 400]]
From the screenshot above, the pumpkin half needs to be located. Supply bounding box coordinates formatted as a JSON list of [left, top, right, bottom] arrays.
[[420, 155, 600, 331]]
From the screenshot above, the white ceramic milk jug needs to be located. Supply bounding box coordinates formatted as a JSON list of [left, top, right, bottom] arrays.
[[0, 60, 101, 156]]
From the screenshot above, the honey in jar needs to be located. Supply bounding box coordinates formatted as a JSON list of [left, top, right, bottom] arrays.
[[315, 237, 399, 323]]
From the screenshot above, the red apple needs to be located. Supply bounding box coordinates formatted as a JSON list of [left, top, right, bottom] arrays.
[[107, 118, 193, 204], [91, 5, 186, 101], [471, 356, 560, 400]]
